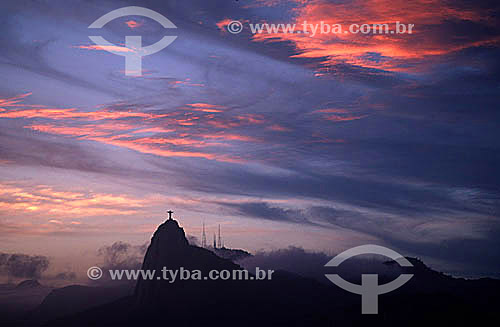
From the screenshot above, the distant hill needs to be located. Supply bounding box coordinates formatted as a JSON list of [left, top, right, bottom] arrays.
[[33, 284, 131, 321], [15, 279, 41, 289], [0, 280, 52, 325]]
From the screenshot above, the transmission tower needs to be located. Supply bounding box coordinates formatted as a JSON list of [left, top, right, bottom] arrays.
[[201, 221, 207, 248]]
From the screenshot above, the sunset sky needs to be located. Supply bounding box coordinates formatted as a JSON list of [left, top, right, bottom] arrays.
[[1, 0, 499, 278]]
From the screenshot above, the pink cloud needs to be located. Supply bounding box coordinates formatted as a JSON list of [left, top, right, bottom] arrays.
[[125, 20, 143, 29], [250, 0, 500, 72], [74, 45, 135, 53]]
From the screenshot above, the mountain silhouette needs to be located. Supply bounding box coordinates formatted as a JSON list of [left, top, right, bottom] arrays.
[[135, 218, 245, 305], [33, 284, 130, 321], [42, 218, 500, 327], [0, 280, 52, 325]]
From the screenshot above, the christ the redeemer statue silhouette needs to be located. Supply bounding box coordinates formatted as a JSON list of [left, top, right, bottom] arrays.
[[167, 210, 174, 220]]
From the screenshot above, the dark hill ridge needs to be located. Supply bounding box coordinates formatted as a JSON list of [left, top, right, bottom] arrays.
[[135, 218, 244, 305], [0, 280, 52, 325], [44, 218, 500, 327], [34, 284, 130, 321], [16, 279, 41, 289]]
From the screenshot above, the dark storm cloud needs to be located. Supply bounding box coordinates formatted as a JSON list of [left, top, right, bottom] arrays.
[[0, 252, 50, 279], [218, 200, 500, 275], [98, 241, 148, 271], [238, 246, 331, 283], [389, 230, 500, 277], [220, 202, 309, 223], [381, 50, 500, 123], [238, 246, 410, 284], [184, 158, 498, 218]]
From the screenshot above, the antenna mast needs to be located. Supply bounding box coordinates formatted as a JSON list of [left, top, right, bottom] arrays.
[[218, 224, 222, 248], [201, 221, 207, 248]]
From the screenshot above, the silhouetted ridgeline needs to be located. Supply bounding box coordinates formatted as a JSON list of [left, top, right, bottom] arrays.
[[37, 218, 500, 326]]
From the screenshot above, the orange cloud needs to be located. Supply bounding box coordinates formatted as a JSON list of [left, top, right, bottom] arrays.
[[185, 103, 226, 112], [74, 45, 135, 53], [130, 136, 224, 148], [125, 20, 143, 29], [0, 92, 32, 108], [29, 125, 109, 138], [236, 114, 265, 125], [25, 123, 231, 160], [203, 133, 258, 142], [267, 124, 291, 132], [216, 18, 233, 31], [250, 0, 500, 72], [168, 78, 205, 88], [131, 127, 175, 134], [0, 182, 146, 217], [207, 120, 242, 129], [87, 136, 229, 161], [2, 93, 259, 163], [0, 105, 165, 120]]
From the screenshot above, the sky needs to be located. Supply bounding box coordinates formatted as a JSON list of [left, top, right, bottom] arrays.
[[0, 0, 499, 279]]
